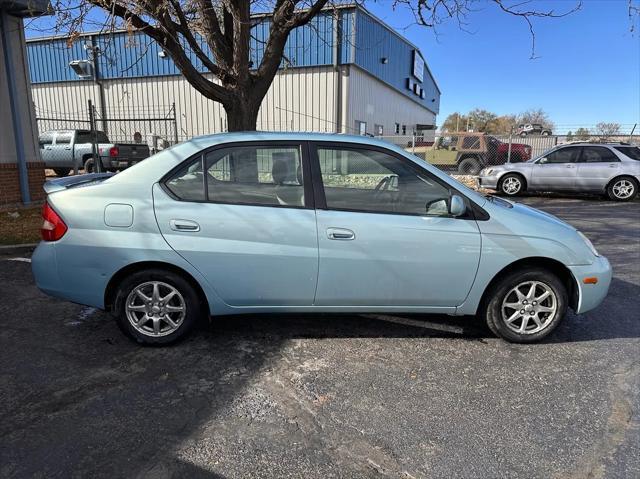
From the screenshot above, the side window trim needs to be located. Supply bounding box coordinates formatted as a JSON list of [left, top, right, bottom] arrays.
[[161, 140, 315, 210], [308, 141, 480, 220]]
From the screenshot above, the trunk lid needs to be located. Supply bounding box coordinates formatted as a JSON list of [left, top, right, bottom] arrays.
[[43, 173, 115, 195]]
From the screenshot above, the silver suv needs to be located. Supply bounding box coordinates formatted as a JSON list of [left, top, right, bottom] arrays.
[[477, 143, 640, 201]]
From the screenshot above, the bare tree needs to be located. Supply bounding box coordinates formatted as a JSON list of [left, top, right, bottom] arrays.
[[595, 122, 621, 139], [36, 1, 581, 131]]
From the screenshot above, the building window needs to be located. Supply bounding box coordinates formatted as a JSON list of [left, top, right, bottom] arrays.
[[395, 123, 400, 134], [355, 121, 367, 136], [375, 124, 384, 136], [402, 125, 407, 135]]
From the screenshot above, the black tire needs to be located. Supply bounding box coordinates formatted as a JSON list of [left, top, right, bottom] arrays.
[[541, 131, 551, 136], [498, 173, 526, 196], [53, 168, 69, 177], [480, 268, 568, 343], [607, 176, 638, 202], [113, 269, 202, 345], [83, 157, 95, 173], [520, 132, 527, 137], [457, 157, 482, 175]]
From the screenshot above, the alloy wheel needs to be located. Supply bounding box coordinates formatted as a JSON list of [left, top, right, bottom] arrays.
[[502, 176, 521, 195], [125, 281, 186, 337], [612, 179, 635, 199], [501, 281, 557, 334]]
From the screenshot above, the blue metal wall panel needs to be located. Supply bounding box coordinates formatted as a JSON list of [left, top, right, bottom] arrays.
[[339, 8, 354, 63], [26, 38, 86, 83], [353, 9, 440, 114]]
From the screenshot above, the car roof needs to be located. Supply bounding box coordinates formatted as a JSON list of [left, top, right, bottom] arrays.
[[187, 131, 404, 148]]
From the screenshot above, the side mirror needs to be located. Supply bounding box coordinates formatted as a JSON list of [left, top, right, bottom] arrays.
[[450, 195, 466, 217], [538, 157, 548, 164]]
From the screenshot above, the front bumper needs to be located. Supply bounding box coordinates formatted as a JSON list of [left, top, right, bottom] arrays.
[[569, 255, 612, 314], [476, 174, 499, 189]]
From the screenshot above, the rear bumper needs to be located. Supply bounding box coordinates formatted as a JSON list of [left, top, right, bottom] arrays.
[[31, 241, 107, 309], [569, 255, 612, 314]]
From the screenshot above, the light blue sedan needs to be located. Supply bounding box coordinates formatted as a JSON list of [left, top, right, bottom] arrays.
[[32, 133, 612, 344]]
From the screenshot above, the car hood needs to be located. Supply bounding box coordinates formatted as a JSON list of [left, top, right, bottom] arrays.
[[510, 200, 574, 231]]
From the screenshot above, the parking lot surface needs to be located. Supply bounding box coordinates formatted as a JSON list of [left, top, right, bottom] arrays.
[[1, 196, 638, 478]]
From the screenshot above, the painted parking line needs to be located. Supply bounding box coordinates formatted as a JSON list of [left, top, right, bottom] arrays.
[[6, 257, 31, 263]]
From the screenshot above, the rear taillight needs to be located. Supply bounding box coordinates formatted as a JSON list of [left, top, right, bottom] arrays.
[[41, 202, 68, 241], [109, 146, 119, 157]]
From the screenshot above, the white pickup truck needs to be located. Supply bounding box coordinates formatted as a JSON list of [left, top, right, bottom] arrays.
[[39, 129, 151, 177]]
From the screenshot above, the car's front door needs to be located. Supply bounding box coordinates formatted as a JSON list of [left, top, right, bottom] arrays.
[[311, 143, 482, 309], [153, 142, 319, 307], [530, 146, 582, 190], [576, 146, 621, 191]]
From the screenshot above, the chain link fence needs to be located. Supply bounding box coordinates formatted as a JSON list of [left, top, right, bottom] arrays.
[[35, 101, 179, 177], [377, 132, 640, 176]]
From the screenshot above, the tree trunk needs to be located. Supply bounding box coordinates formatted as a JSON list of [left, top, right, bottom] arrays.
[[224, 94, 261, 132]]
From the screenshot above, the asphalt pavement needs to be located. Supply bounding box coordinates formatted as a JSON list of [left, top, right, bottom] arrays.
[[0, 195, 638, 478]]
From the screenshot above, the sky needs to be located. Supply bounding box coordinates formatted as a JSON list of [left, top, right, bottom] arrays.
[[25, 0, 640, 133], [365, 0, 640, 133]]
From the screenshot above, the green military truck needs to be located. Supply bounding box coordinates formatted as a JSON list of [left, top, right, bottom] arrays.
[[408, 132, 532, 175]]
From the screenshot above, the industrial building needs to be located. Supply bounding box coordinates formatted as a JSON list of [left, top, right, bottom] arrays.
[[0, 0, 47, 206], [26, 5, 440, 144]]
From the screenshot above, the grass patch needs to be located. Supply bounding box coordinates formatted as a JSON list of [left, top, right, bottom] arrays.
[[0, 206, 42, 245]]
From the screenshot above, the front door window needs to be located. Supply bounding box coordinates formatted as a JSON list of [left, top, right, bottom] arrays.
[[317, 146, 455, 217]]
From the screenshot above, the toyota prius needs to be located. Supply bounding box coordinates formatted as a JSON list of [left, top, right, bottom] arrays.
[[32, 133, 611, 345]]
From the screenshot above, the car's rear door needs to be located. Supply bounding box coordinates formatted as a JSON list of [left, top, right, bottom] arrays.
[[310, 142, 481, 309], [153, 141, 319, 307], [576, 146, 621, 191], [530, 146, 582, 190]]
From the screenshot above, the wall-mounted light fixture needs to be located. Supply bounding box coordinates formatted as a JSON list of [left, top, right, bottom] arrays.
[[69, 60, 94, 79], [158, 50, 168, 59], [381, 57, 388, 64]]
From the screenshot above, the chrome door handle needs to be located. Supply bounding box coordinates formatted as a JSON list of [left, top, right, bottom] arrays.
[[327, 228, 355, 240], [566, 164, 575, 168], [608, 164, 618, 168], [170, 219, 200, 232]]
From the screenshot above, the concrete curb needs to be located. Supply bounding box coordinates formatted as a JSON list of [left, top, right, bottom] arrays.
[[0, 243, 37, 256]]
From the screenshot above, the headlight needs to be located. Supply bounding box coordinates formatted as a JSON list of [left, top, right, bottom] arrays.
[[578, 231, 599, 257]]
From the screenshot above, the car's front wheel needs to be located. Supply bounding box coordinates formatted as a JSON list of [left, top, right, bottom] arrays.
[[114, 269, 202, 345], [481, 268, 568, 343], [607, 176, 638, 201], [499, 173, 525, 196]]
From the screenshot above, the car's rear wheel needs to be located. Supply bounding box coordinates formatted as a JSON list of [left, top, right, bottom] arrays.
[[481, 268, 568, 343], [114, 269, 201, 345], [53, 168, 69, 177], [458, 157, 482, 175], [499, 173, 525, 196], [542, 131, 550, 136], [607, 176, 638, 201]]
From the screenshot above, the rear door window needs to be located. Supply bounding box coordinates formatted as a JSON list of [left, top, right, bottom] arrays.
[[55, 132, 72, 145], [580, 146, 619, 163], [205, 145, 304, 207]]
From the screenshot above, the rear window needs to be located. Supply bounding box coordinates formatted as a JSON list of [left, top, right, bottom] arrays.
[[614, 146, 640, 161], [76, 130, 110, 144]]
